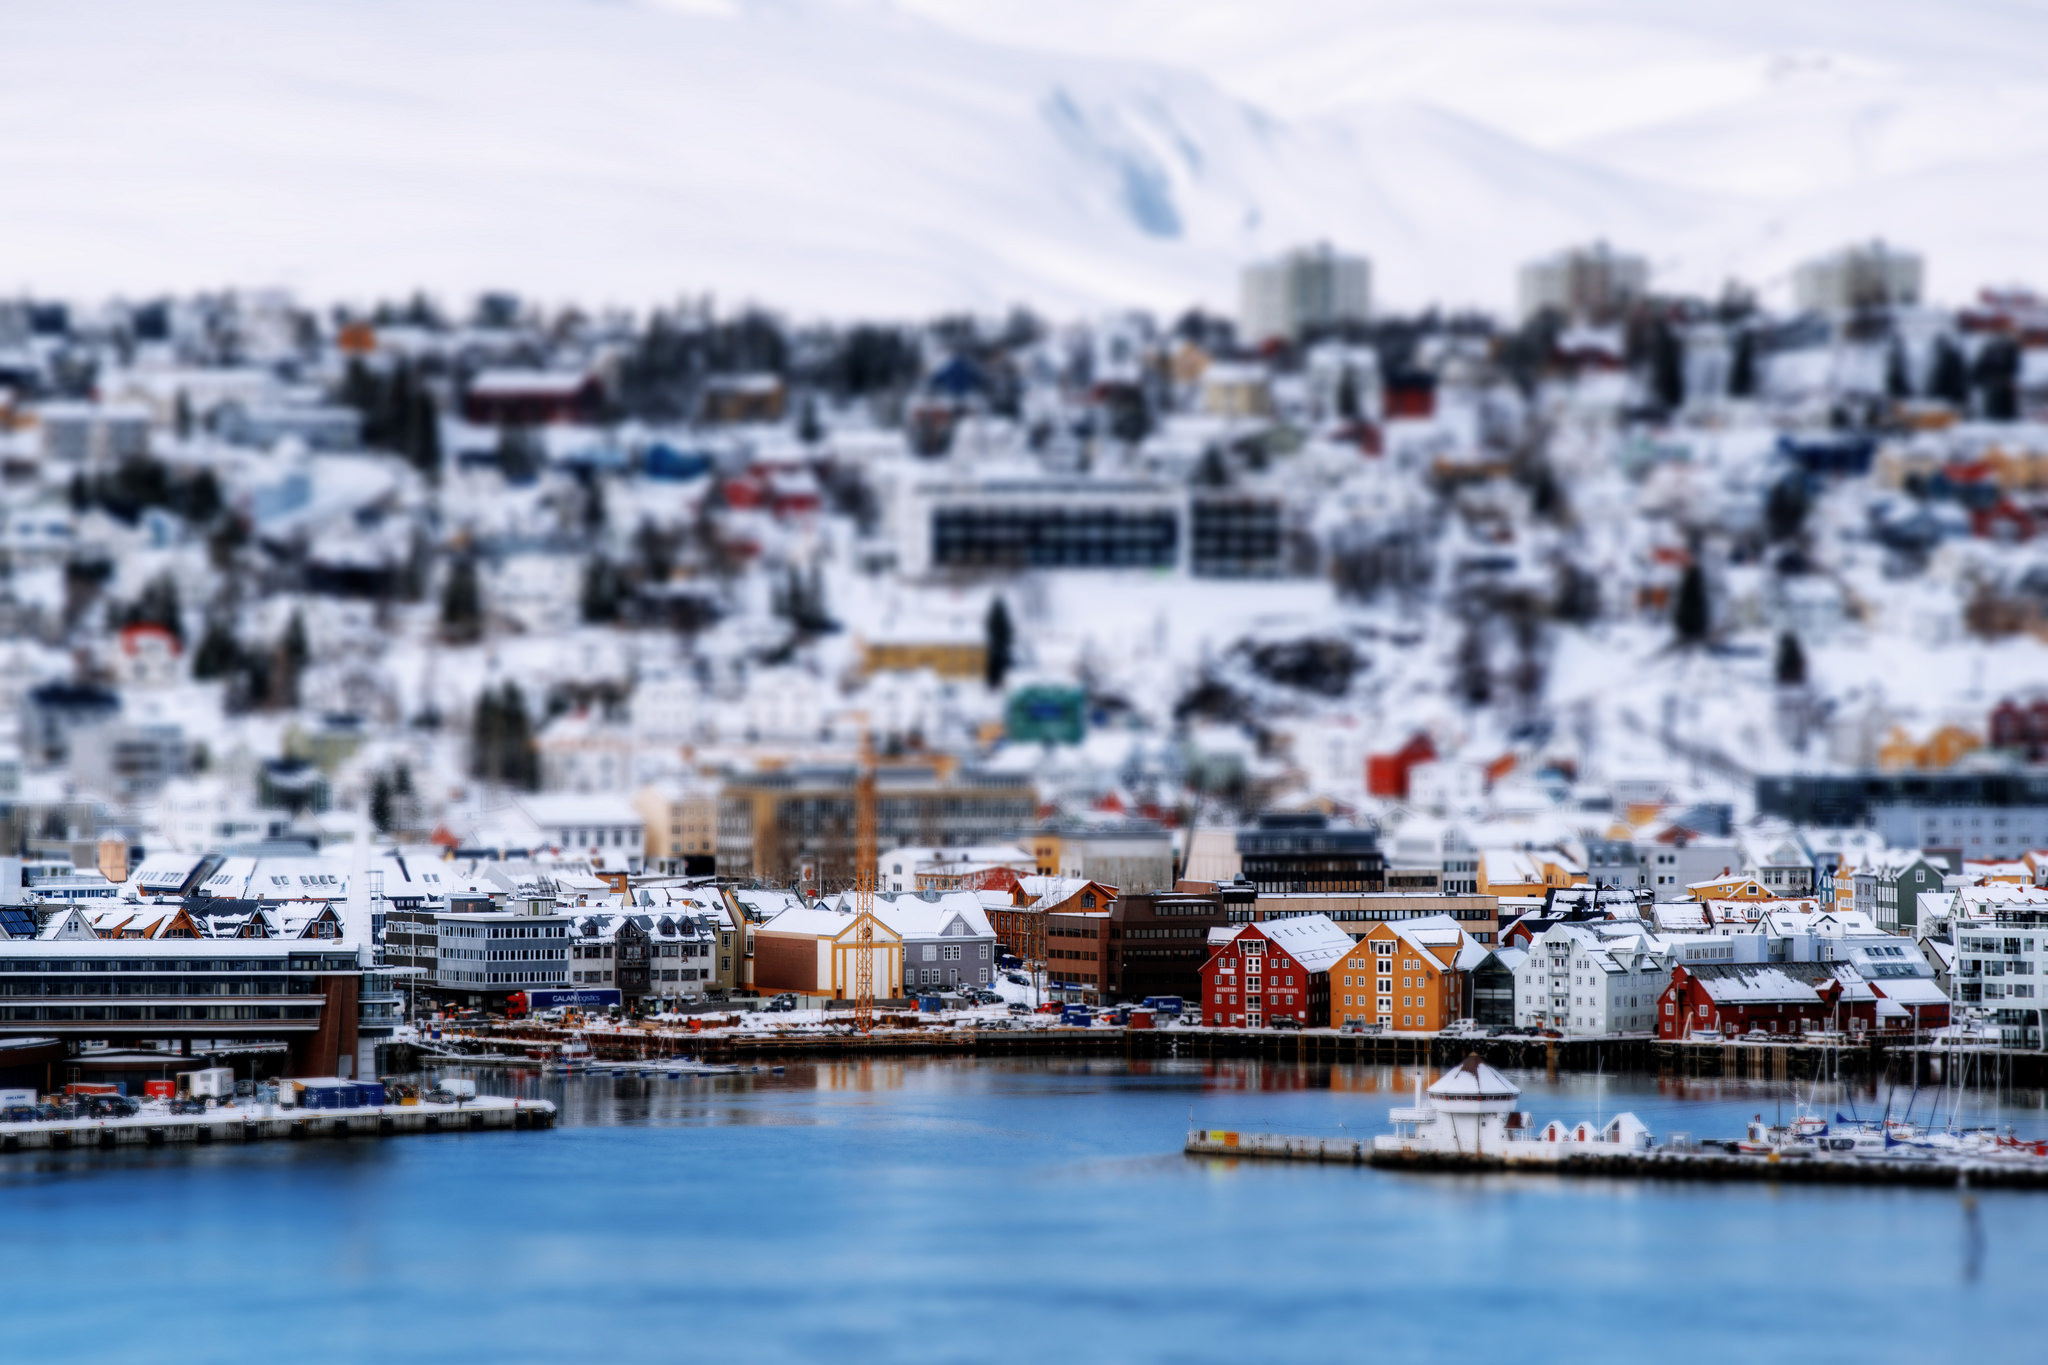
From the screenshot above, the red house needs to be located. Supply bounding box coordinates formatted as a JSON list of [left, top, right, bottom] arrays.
[[462, 369, 604, 426], [1366, 731, 1436, 798], [1657, 963, 1840, 1039], [1198, 914, 1352, 1029]]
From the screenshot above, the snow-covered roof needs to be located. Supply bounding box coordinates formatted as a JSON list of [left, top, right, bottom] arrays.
[[757, 905, 901, 942], [1427, 1054, 1519, 1101], [1252, 913, 1356, 974], [1686, 964, 1823, 1005]]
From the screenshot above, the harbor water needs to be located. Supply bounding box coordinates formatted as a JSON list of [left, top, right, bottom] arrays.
[[2, 1057, 2044, 1364]]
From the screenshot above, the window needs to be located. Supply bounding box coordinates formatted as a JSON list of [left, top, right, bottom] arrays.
[[922, 945, 937, 961]]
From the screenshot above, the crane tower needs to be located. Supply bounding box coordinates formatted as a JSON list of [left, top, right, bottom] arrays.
[[852, 735, 877, 1033]]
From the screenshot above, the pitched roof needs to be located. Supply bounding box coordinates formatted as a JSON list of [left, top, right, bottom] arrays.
[[1685, 963, 1824, 1005], [1252, 914, 1358, 973]]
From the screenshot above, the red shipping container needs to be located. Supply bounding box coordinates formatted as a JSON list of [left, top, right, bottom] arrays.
[[65, 1083, 119, 1096], [144, 1080, 175, 1099]]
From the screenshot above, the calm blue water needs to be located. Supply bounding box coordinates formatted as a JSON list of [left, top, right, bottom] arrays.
[[3, 1058, 2045, 1364]]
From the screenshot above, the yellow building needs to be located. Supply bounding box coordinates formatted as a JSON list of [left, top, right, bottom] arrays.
[[1686, 873, 1774, 903], [635, 782, 720, 871], [1877, 723, 1984, 772], [1477, 847, 1586, 899], [859, 634, 987, 682]]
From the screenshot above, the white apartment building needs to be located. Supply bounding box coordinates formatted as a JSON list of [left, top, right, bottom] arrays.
[[1240, 243, 1371, 344], [1514, 923, 1670, 1037], [1792, 240, 1923, 316], [1516, 242, 1647, 323]]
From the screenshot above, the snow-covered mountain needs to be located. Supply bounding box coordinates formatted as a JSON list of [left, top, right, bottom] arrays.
[[0, 0, 2037, 315]]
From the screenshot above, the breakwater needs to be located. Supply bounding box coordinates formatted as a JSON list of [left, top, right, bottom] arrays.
[[1185, 1129, 2048, 1190]]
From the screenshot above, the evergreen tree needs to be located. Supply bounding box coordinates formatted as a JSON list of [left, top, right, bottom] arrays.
[[123, 572, 184, 644], [191, 616, 240, 680], [369, 771, 395, 833], [1651, 324, 1686, 412], [1335, 365, 1361, 422], [1931, 337, 1969, 407], [407, 384, 442, 482], [985, 597, 1014, 689], [633, 518, 675, 585], [273, 610, 309, 709], [1885, 339, 1912, 401], [1775, 631, 1807, 687], [281, 609, 309, 676], [174, 390, 193, 440], [580, 555, 623, 624], [1673, 563, 1710, 645], [1766, 476, 1809, 543], [1728, 329, 1756, 398], [470, 682, 537, 789], [797, 393, 822, 445], [441, 556, 483, 644], [1454, 623, 1491, 708], [1976, 338, 2020, 422]]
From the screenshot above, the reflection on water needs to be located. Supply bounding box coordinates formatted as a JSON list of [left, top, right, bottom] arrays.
[[442, 1056, 2048, 1142], [0, 1057, 2040, 1365]]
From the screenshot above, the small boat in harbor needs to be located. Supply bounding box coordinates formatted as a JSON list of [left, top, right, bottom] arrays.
[[1192, 1056, 2048, 1184], [541, 1039, 595, 1074]]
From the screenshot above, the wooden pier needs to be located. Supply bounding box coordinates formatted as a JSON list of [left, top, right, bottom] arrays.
[[0, 1095, 553, 1153]]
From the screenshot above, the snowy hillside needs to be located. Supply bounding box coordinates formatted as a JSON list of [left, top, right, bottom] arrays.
[[0, 0, 2038, 314]]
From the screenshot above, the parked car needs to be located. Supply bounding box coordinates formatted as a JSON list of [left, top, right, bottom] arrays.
[[1270, 1016, 1302, 1030], [1439, 1019, 1480, 1038], [763, 993, 799, 1014], [1341, 1020, 1382, 1035], [1007, 1002, 1031, 1016], [1004, 972, 1029, 987]]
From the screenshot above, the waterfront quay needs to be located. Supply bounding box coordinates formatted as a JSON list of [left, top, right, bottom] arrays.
[[399, 1020, 2048, 1090], [0, 1094, 551, 1154]]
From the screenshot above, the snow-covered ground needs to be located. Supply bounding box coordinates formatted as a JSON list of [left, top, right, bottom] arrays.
[[1, 0, 2041, 314]]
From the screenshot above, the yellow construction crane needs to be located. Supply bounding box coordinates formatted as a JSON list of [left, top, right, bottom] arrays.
[[852, 733, 877, 1033]]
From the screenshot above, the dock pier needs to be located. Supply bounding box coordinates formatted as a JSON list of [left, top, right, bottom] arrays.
[[1183, 1130, 2048, 1190], [0, 1095, 553, 1154]]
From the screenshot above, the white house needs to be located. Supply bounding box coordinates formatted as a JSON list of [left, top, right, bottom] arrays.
[[1514, 923, 1669, 1036]]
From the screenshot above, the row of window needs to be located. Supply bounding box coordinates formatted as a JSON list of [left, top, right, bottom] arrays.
[[0, 1004, 317, 1022], [0, 958, 350, 972]]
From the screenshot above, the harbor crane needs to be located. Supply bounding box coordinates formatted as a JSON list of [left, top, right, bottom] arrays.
[[852, 732, 877, 1033]]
